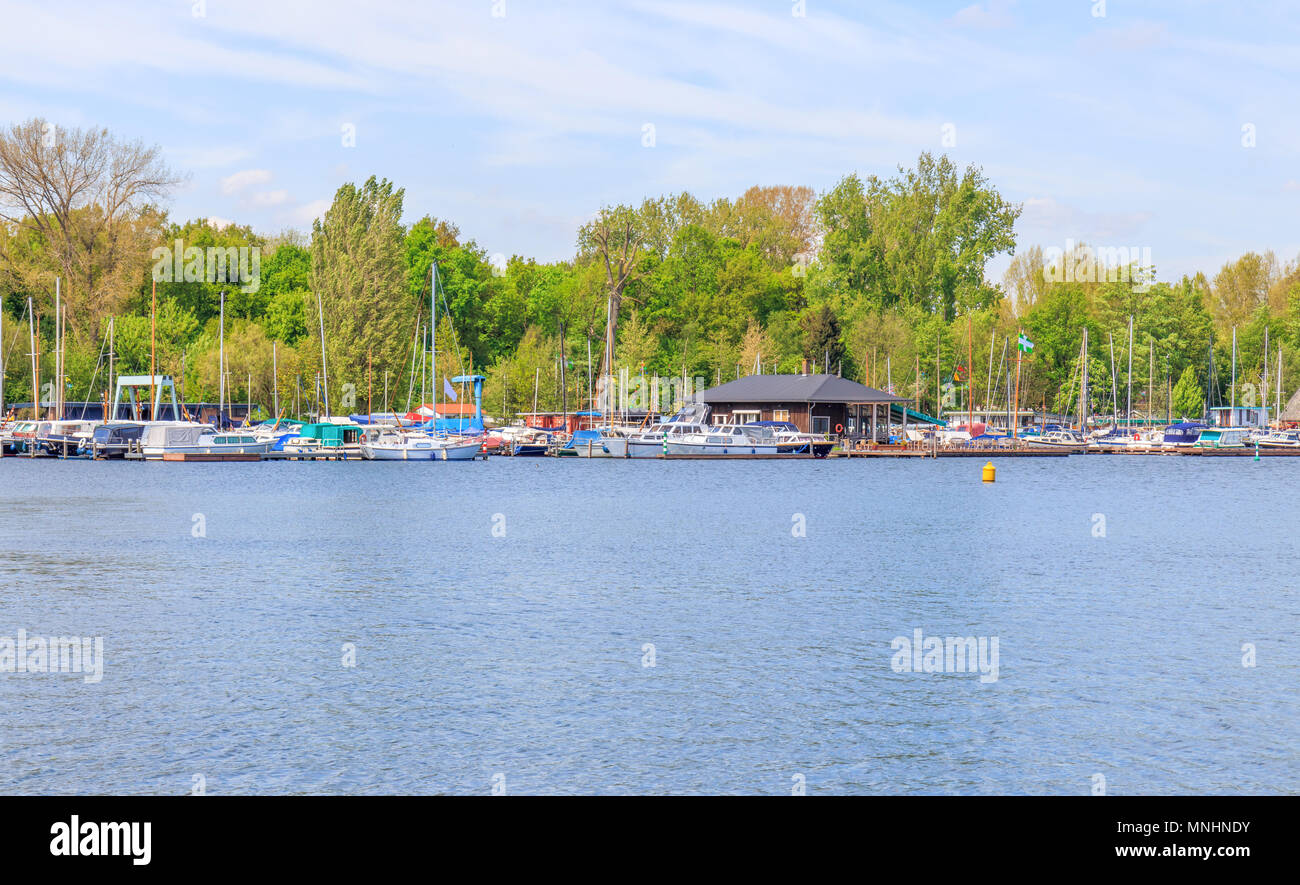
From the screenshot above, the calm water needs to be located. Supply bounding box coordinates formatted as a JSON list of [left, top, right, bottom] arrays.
[[0, 454, 1296, 795]]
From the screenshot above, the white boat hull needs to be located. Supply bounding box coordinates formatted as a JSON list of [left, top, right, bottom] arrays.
[[572, 440, 613, 457], [143, 441, 275, 459], [626, 440, 668, 458], [663, 441, 779, 456], [362, 439, 481, 461]]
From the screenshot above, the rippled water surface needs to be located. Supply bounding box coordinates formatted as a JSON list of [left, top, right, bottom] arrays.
[[0, 455, 1296, 794]]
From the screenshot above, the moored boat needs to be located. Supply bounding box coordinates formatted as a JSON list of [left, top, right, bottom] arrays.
[[361, 432, 481, 461], [664, 423, 780, 456], [1254, 429, 1300, 448], [1194, 427, 1250, 449], [747, 421, 834, 457], [38, 420, 96, 457], [89, 422, 145, 459]]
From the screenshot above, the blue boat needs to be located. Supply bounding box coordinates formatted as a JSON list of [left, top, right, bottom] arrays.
[[1162, 422, 1205, 446]]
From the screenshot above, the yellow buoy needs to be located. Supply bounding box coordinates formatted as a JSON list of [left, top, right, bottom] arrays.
[[982, 461, 995, 483]]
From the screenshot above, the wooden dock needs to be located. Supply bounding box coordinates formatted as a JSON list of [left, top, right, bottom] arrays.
[[663, 452, 818, 460], [162, 452, 262, 462], [832, 446, 1074, 458]]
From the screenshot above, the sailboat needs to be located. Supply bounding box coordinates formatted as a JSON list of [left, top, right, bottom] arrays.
[[360, 431, 480, 461], [360, 263, 484, 462]]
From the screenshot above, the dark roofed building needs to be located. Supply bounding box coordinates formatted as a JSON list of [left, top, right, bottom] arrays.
[[698, 373, 908, 440], [1280, 388, 1300, 425]]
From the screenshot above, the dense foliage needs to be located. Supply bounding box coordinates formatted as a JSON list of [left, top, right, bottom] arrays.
[[3, 118, 1299, 423]]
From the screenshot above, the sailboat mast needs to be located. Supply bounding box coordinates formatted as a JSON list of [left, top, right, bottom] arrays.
[[316, 291, 329, 418], [1081, 326, 1089, 430], [1012, 332, 1023, 440], [108, 317, 114, 421], [1126, 315, 1133, 427], [27, 298, 37, 423], [272, 340, 279, 418], [1231, 326, 1237, 416], [1148, 338, 1154, 427], [1277, 347, 1284, 424], [1263, 326, 1270, 416], [219, 290, 226, 418], [55, 278, 61, 420], [436, 261, 441, 426], [985, 330, 995, 422], [1108, 333, 1118, 424], [149, 278, 156, 422], [966, 310, 974, 429], [1, 295, 5, 418]]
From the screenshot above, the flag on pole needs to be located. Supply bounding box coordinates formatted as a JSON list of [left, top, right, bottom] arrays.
[[1017, 334, 1034, 354], [443, 377, 458, 401]]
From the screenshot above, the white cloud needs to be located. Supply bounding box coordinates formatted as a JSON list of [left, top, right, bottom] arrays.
[[1019, 197, 1152, 244], [250, 190, 289, 207], [285, 199, 331, 228], [221, 169, 273, 195]]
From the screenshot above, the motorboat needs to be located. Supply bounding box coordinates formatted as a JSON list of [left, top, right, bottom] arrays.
[[509, 428, 552, 457], [191, 431, 275, 455], [281, 422, 367, 459], [139, 423, 216, 459], [663, 423, 780, 456], [624, 404, 713, 458], [1254, 429, 1300, 449], [3, 420, 51, 455], [746, 421, 834, 457], [1161, 422, 1205, 447], [141, 423, 274, 458], [1024, 429, 1086, 449], [37, 420, 96, 457], [1194, 427, 1251, 449], [88, 423, 145, 459]]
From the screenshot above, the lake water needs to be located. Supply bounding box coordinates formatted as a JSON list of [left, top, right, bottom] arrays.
[[0, 455, 1296, 795]]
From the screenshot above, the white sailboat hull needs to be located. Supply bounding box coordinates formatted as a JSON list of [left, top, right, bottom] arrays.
[[361, 439, 481, 461]]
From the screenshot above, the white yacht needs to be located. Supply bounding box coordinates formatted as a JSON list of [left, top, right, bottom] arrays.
[[1024, 429, 1086, 449], [141, 423, 274, 458], [1255, 429, 1300, 448], [38, 420, 97, 457], [1195, 427, 1251, 449], [622, 404, 713, 458], [663, 423, 780, 456], [757, 422, 834, 457]]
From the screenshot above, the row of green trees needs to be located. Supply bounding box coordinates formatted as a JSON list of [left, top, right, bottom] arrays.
[[3, 117, 1299, 423]]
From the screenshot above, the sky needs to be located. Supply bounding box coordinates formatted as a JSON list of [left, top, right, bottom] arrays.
[[2, 0, 1297, 283]]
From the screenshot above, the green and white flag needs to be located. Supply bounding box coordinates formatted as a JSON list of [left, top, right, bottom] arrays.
[[1017, 334, 1034, 354]]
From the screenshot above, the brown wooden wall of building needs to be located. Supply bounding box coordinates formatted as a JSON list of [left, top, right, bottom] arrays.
[[707, 401, 889, 437]]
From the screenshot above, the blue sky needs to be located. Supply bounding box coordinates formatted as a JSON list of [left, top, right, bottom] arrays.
[[2, 0, 1297, 282]]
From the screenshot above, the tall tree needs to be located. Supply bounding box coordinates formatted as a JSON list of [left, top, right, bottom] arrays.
[[815, 153, 1021, 320], [310, 177, 412, 401], [0, 118, 181, 340], [800, 304, 844, 370], [577, 204, 646, 379]]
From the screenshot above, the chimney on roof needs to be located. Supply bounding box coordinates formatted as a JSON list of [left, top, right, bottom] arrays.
[[801, 358, 810, 375]]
